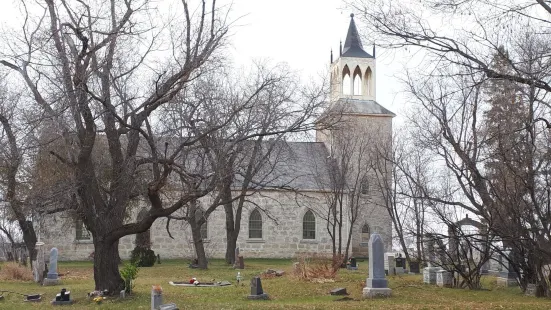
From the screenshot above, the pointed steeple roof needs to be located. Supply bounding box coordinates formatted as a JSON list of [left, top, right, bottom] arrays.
[[342, 13, 373, 58]]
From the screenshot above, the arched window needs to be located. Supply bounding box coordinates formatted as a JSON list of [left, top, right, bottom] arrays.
[[364, 67, 372, 96], [200, 221, 208, 240], [360, 176, 369, 195], [353, 66, 362, 95], [249, 209, 263, 239], [303, 210, 316, 239], [75, 218, 91, 241], [342, 65, 351, 95], [361, 224, 370, 242]]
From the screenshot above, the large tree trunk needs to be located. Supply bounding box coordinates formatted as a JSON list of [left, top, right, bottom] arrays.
[[19, 220, 38, 266], [224, 195, 236, 265], [190, 221, 208, 269], [93, 240, 124, 293]]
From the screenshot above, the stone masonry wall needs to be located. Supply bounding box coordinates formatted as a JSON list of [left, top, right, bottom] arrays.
[[38, 189, 392, 261]]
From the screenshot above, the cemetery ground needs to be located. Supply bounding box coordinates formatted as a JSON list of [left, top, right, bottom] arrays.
[[0, 259, 550, 309]]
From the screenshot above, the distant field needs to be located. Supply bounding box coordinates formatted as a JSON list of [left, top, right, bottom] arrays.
[[0, 259, 549, 309]]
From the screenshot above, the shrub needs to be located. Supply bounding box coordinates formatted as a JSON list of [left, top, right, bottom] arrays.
[[0, 262, 33, 281], [293, 253, 342, 281], [130, 247, 156, 267], [120, 262, 139, 294]]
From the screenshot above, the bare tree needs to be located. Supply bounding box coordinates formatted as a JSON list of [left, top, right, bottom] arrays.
[[1, 0, 230, 293]]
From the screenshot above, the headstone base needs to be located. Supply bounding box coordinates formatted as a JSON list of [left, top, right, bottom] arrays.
[[247, 293, 269, 300], [496, 277, 517, 287], [51, 300, 73, 305], [395, 267, 404, 274], [346, 266, 358, 270], [423, 267, 438, 284], [43, 278, 61, 286], [436, 270, 453, 288], [158, 303, 180, 310], [362, 287, 392, 298]]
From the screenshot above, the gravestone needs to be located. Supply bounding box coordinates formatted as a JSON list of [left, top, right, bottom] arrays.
[[151, 286, 163, 309], [44, 248, 60, 286], [497, 251, 518, 287], [385, 254, 395, 275], [248, 276, 269, 300], [33, 242, 46, 284], [51, 288, 72, 305], [362, 233, 392, 298], [157, 254, 161, 264], [347, 257, 358, 270], [235, 255, 244, 269], [436, 270, 453, 288], [409, 261, 420, 274], [395, 255, 405, 274], [330, 288, 348, 295], [423, 265, 438, 284], [233, 247, 240, 267]]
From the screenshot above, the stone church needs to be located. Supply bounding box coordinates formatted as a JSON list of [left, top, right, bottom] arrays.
[[38, 15, 394, 261]]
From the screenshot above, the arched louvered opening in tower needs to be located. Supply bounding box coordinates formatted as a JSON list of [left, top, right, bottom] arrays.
[[342, 65, 351, 95], [364, 67, 373, 97], [353, 65, 362, 96]]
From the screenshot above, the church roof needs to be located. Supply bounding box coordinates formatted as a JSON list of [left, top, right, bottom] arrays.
[[333, 98, 395, 117], [342, 14, 373, 58], [233, 141, 333, 192]]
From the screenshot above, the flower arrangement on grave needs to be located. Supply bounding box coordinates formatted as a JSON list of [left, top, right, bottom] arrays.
[[188, 277, 199, 285], [152, 284, 162, 294], [93, 296, 105, 304]]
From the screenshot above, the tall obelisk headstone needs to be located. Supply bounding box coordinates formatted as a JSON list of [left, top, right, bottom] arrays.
[[363, 233, 392, 298], [43, 247, 60, 286]]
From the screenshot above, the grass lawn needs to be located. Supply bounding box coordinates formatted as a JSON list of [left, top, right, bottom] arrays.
[[0, 258, 550, 309]]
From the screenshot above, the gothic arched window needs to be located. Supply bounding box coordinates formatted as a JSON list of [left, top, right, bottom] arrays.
[[360, 176, 369, 195], [361, 224, 370, 242], [249, 209, 263, 239], [364, 67, 373, 96], [75, 218, 91, 241], [303, 210, 316, 239], [353, 66, 362, 95], [200, 221, 208, 240], [342, 65, 351, 95]]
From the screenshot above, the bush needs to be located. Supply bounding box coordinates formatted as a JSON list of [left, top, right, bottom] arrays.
[[0, 262, 33, 281], [120, 262, 139, 294], [130, 247, 156, 267], [293, 253, 342, 281]]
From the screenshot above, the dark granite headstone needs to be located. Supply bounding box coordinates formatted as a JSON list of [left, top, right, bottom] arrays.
[[395, 257, 404, 268], [235, 255, 244, 269], [51, 288, 72, 305], [409, 261, 420, 274], [349, 257, 357, 267], [330, 287, 348, 295], [248, 276, 268, 300]]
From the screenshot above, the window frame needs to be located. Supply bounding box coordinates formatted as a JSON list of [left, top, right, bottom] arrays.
[[248, 209, 263, 239], [75, 218, 91, 241], [302, 210, 316, 240]]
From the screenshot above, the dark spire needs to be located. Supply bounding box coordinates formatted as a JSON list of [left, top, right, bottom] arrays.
[[373, 43, 376, 58], [342, 13, 373, 58], [330, 49, 333, 63], [339, 41, 342, 56]]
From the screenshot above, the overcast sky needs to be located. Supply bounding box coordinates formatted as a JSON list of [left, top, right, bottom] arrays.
[[0, 0, 406, 121]]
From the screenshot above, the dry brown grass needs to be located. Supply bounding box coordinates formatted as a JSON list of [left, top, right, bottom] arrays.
[[0, 262, 33, 281], [293, 253, 343, 281]]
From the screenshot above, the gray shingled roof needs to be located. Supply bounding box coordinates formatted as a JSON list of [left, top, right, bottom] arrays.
[[342, 14, 373, 59], [332, 98, 395, 116], [233, 141, 333, 191]]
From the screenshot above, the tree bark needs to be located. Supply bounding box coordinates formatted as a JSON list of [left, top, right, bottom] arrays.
[[224, 202, 236, 265], [190, 221, 208, 269], [19, 220, 38, 266], [93, 239, 124, 293]]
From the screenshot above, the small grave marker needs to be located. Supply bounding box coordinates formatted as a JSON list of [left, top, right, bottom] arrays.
[[248, 276, 269, 300], [43, 248, 60, 286]]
